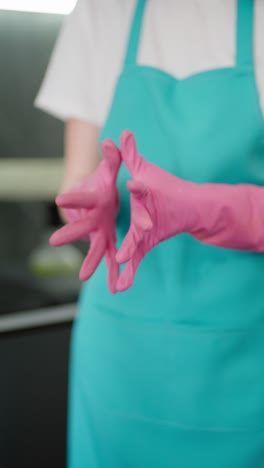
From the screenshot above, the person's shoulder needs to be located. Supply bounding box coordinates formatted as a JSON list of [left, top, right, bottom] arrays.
[[71, 0, 135, 47], [78, 0, 136, 63], [76, 0, 135, 22], [256, 0, 264, 25], [89, 0, 135, 32]]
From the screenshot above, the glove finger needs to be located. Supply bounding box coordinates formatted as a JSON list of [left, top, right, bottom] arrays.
[[120, 130, 144, 177], [79, 232, 106, 281], [56, 191, 97, 210], [128, 181, 153, 231], [132, 201, 153, 232], [116, 191, 152, 265], [127, 180, 148, 198], [49, 213, 98, 246], [116, 248, 144, 292], [116, 225, 139, 264], [101, 140, 121, 182], [105, 235, 119, 294], [63, 207, 78, 224]]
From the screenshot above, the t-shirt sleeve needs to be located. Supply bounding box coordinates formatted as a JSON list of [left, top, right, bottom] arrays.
[[35, 0, 103, 124]]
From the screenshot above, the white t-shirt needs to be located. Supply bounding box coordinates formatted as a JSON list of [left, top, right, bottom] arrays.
[[35, 0, 264, 126]]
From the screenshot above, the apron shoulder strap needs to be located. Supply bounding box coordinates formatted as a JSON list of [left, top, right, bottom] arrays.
[[124, 0, 147, 66], [125, 0, 254, 69], [236, 0, 254, 68]]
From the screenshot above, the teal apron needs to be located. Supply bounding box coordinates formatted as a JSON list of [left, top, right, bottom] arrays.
[[68, 1, 264, 466]]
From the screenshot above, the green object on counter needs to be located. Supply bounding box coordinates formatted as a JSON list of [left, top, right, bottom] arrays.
[[28, 243, 83, 277]]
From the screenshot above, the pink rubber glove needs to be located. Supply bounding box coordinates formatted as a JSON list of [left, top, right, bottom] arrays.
[[50, 140, 121, 293], [116, 130, 264, 292]]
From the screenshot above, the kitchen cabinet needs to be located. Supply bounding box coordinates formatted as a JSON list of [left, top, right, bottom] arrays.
[[0, 304, 76, 468]]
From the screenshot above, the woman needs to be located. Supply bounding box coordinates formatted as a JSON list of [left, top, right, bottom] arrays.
[[36, 0, 264, 466]]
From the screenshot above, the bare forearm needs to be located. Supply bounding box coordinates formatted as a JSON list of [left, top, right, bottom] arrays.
[[58, 119, 101, 222], [61, 119, 101, 192]]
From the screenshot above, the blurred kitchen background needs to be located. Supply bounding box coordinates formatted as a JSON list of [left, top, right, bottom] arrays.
[[0, 1, 81, 467]]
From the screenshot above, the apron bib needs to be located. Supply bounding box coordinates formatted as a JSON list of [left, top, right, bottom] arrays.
[[68, 1, 264, 466]]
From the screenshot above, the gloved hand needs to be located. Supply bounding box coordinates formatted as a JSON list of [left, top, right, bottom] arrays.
[[50, 140, 121, 293], [116, 130, 264, 292]]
